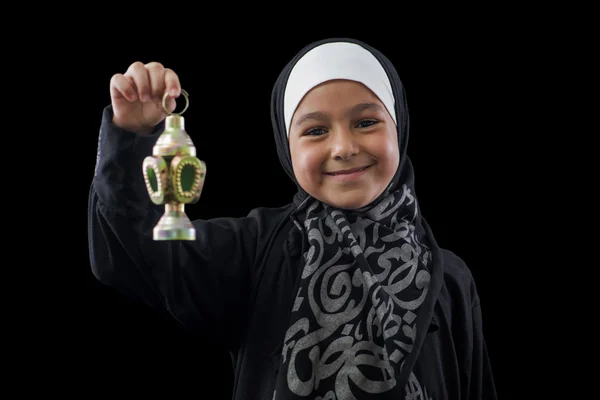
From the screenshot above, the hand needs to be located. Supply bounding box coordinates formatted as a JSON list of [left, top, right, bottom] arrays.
[[109, 61, 181, 135]]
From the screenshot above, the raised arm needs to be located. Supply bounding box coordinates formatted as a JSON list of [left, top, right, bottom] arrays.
[[88, 100, 258, 344]]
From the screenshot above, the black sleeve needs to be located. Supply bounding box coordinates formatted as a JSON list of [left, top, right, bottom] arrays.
[[467, 293, 498, 399], [88, 105, 259, 344]]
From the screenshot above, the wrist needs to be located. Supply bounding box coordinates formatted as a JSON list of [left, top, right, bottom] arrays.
[[112, 115, 154, 136]]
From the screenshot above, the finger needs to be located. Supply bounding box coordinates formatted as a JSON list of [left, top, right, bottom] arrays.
[[164, 68, 181, 98], [110, 73, 137, 102], [145, 62, 166, 100], [164, 97, 177, 113], [125, 61, 152, 102]]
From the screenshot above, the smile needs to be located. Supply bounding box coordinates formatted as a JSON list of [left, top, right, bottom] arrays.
[[324, 165, 372, 182]]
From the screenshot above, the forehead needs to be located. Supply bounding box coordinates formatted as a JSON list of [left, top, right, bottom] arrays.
[[294, 80, 383, 112]]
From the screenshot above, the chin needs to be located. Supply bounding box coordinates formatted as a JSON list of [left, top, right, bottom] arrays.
[[323, 193, 376, 210]]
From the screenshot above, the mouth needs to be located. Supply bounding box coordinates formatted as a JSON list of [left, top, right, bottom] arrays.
[[325, 165, 373, 176]]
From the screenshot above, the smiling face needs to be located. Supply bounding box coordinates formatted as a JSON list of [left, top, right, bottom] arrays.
[[288, 79, 399, 210]]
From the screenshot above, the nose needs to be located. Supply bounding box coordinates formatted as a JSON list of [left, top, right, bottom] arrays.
[[330, 128, 359, 161]]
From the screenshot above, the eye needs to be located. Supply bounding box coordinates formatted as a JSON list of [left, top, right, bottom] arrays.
[[356, 119, 379, 128], [304, 127, 327, 136]]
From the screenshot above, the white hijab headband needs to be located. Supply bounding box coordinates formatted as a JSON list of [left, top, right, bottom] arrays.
[[283, 41, 397, 137]]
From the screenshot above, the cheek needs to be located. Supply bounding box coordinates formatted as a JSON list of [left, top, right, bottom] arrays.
[[300, 152, 323, 177], [386, 141, 400, 170], [292, 147, 325, 184], [373, 136, 399, 175]]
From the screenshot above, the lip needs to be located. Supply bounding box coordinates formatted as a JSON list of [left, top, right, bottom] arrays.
[[324, 164, 373, 182]]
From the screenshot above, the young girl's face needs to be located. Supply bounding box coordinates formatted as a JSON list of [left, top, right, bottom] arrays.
[[288, 80, 399, 210]]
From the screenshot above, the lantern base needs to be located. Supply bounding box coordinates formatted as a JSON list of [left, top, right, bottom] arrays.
[[153, 207, 196, 241]]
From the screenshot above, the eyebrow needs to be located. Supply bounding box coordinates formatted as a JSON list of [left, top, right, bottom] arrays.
[[294, 102, 385, 127], [350, 102, 385, 115], [294, 111, 329, 127]]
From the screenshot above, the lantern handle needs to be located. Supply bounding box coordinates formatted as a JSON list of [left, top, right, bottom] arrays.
[[162, 89, 189, 116]]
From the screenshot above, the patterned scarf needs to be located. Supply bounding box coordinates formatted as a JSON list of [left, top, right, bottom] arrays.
[[270, 38, 443, 399]]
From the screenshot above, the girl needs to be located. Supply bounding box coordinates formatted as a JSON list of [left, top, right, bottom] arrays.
[[89, 37, 497, 399]]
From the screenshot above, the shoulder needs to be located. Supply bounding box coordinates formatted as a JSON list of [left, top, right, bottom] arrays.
[[246, 202, 296, 220], [245, 203, 298, 278], [439, 248, 479, 308], [245, 203, 296, 229], [243, 202, 297, 245], [190, 203, 295, 243], [440, 248, 473, 285]]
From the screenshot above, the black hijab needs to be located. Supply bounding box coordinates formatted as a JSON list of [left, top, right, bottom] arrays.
[[270, 37, 444, 399]]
